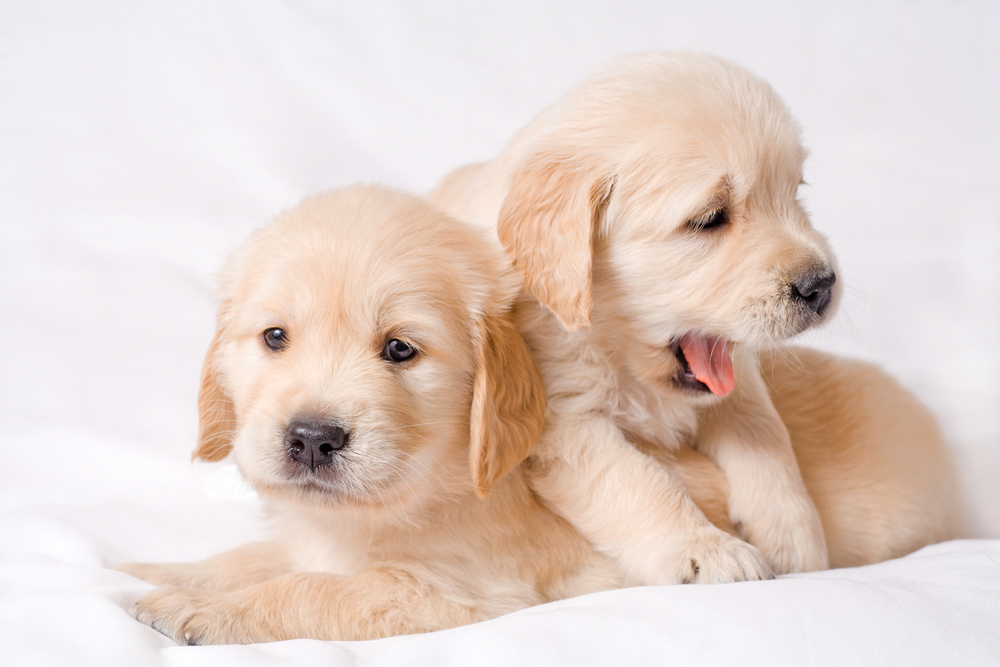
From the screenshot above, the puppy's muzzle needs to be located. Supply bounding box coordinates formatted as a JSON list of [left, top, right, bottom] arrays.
[[791, 270, 836, 317], [285, 418, 349, 472]]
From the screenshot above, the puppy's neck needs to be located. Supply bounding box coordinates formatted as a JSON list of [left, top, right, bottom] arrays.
[[516, 293, 700, 450]]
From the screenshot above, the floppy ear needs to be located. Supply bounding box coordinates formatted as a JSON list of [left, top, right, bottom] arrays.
[[191, 324, 237, 462], [469, 312, 547, 498], [497, 155, 615, 331]]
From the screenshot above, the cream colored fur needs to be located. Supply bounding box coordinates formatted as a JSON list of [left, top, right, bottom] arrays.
[[119, 186, 625, 644], [430, 51, 963, 584]]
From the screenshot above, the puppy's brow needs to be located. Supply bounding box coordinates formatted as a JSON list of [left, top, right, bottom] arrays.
[[688, 177, 730, 221], [374, 315, 426, 354], [713, 175, 732, 199]]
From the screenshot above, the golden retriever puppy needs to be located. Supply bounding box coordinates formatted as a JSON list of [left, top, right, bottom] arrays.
[[119, 186, 627, 644], [430, 51, 962, 583]]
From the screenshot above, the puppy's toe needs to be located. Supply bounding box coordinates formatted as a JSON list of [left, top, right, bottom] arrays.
[[679, 531, 774, 584], [130, 585, 220, 645]]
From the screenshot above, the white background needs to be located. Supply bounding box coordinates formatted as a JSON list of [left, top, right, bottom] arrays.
[[1, 2, 998, 665]]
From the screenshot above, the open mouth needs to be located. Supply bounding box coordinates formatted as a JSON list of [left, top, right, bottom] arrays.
[[671, 333, 735, 397]]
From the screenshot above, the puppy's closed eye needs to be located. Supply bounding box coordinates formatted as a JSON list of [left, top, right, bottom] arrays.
[[688, 208, 728, 232]]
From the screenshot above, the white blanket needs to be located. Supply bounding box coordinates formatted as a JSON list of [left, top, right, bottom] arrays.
[[2, 2, 998, 665], [3, 530, 999, 666]]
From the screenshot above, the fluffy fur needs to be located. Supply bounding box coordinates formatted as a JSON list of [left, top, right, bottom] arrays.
[[430, 51, 963, 583], [119, 186, 627, 643]]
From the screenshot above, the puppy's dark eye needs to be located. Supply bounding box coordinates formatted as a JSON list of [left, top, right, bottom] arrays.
[[689, 208, 728, 231], [262, 327, 289, 351], [383, 338, 416, 363]]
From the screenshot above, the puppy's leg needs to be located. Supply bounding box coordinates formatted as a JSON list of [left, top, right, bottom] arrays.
[[131, 566, 480, 644], [119, 541, 292, 592], [696, 355, 828, 574], [641, 442, 737, 536], [527, 415, 772, 585]]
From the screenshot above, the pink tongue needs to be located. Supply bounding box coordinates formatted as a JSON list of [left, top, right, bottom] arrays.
[[679, 334, 735, 397]]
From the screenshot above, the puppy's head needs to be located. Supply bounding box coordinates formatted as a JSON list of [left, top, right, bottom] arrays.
[[194, 186, 545, 509], [498, 51, 839, 402]]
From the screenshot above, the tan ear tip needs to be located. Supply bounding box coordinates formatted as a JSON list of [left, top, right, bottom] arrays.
[[556, 310, 591, 332], [474, 485, 492, 500], [191, 442, 231, 463]]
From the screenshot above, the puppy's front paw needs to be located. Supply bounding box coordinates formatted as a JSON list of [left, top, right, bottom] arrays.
[[131, 585, 250, 645], [672, 530, 774, 584], [735, 494, 829, 574]]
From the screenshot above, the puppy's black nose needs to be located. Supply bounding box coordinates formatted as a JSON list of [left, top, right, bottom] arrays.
[[791, 271, 836, 316], [285, 419, 348, 471]]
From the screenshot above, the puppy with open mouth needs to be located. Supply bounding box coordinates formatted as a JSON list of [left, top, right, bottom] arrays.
[[431, 51, 962, 583], [119, 186, 627, 644]]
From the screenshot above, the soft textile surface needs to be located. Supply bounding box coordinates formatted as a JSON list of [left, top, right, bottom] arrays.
[[2, 1, 998, 665], [3, 532, 999, 666]]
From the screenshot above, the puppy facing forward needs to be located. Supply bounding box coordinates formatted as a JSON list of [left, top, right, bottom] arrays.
[[431, 51, 962, 583], [120, 185, 626, 644]]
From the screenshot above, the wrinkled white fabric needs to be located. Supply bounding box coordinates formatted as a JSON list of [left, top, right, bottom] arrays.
[[2, 532, 999, 667], [2, 2, 997, 665]]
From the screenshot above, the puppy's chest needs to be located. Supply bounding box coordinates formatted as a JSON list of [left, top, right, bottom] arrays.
[[272, 509, 412, 575], [278, 523, 370, 576], [273, 508, 491, 578]]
